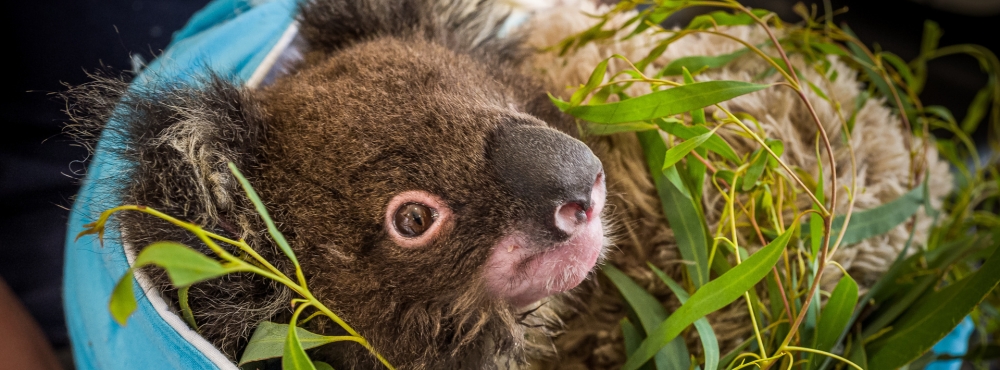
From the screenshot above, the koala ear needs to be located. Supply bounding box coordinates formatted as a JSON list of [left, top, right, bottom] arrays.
[[299, 0, 524, 64], [69, 74, 269, 232]]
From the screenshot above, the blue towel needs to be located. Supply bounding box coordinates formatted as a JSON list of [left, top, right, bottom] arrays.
[[63, 0, 296, 368]]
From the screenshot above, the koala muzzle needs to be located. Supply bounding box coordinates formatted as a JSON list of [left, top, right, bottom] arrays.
[[490, 124, 605, 242]]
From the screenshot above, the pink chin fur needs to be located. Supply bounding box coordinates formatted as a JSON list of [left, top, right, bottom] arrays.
[[484, 176, 607, 308]]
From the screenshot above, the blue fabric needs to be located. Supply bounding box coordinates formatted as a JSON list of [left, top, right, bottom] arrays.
[[63, 0, 297, 369], [928, 316, 975, 370]]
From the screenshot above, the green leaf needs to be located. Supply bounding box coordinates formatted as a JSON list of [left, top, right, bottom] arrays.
[[571, 58, 610, 106], [811, 42, 848, 57], [806, 79, 830, 101], [686, 148, 708, 203], [817, 228, 918, 370], [178, 286, 198, 330], [313, 362, 335, 370], [881, 52, 916, 90], [622, 225, 794, 370], [548, 93, 571, 111], [639, 131, 710, 288], [284, 315, 318, 370], [683, 68, 707, 125], [109, 270, 138, 326], [829, 182, 926, 247], [960, 79, 994, 134], [134, 242, 231, 287], [662, 49, 748, 76], [814, 275, 859, 354], [604, 265, 690, 370], [842, 26, 914, 114], [655, 119, 741, 163], [621, 318, 643, 358], [229, 163, 299, 267], [686, 9, 771, 29], [867, 235, 1000, 369], [604, 265, 669, 333], [847, 334, 869, 370], [240, 322, 344, 365], [586, 122, 659, 136], [912, 20, 942, 94], [649, 264, 720, 370], [742, 149, 767, 191], [765, 138, 784, 168], [863, 235, 981, 337], [565, 81, 769, 124], [663, 129, 716, 170]]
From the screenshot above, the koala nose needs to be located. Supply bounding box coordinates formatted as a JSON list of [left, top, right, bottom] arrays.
[[490, 124, 604, 241]]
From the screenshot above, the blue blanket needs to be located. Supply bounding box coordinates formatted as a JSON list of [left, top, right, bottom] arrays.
[[64, 0, 296, 368]]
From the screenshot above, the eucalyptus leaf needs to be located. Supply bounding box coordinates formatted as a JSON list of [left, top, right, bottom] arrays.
[[742, 149, 767, 191], [571, 58, 610, 106], [847, 334, 869, 370], [564, 81, 769, 124], [621, 225, 794, 370], [109, 270, 138, 326], [313, 361, 335, 370], [663, 130, 716, 170], [639, 131, 710, 288], [586, 122, 659, 136], [829, 182, 926, 247], [881, 52, 916, 90], [133, 241, 231, 287], [229, 163, 299, 267], [867, 234, 1000, 369], [843, 26, 914, 113], [649, 264, 720, 370], [178, 286, 198, 330], [621, 318, 643, 358], [960, 79, 994, 134], [912, 20, 942, 94], [655, 119, 741, 163], [240, 322, 345, 365], [683, 68, 707, 125], [604, 265, 669, 333], [604, 265, 690, 370], [813, 275, 859, 360], [686, 9, 771, 29], [811, 42, 848, 57], [662, 49, 748, 76], [284, 315, 318, 370]]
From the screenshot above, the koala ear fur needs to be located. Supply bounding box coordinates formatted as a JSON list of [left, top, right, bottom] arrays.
[[69, 74, 269, 231], [299, 0, 524, 64]]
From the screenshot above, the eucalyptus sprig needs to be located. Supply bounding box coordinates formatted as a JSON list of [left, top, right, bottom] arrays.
[[550, 0, 1000, 369], [76, 163, 395, 370]]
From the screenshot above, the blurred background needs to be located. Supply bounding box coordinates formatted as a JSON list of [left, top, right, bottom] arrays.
[[1, 0, 997, 368]]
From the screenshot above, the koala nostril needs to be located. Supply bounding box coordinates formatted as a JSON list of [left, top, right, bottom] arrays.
[[555, 202, 587, 234]]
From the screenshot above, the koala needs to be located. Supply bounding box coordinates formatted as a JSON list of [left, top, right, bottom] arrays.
[[68, 0, 610, 369], [69, 0, 956, 368]]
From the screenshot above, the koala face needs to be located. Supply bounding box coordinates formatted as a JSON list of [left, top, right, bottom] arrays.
[[258, 36, 606, 312], [81, 0, 609, 368]]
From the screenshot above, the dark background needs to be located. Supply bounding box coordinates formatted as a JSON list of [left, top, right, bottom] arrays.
[[1, 0, 997, 366]]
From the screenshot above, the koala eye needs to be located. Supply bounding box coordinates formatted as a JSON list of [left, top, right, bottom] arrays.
[[393, 203, 436, 237]]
